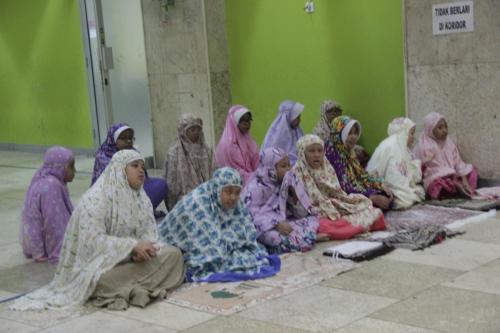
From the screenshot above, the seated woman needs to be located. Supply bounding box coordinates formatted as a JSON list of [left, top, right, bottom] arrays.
[[12, 150, 185, 311], [20, 146, 75, 263], [214, 105, 259, 185], [313, 99, 343, 142], [413, 112, 477, 199], [164, 114, 215, 210], [313, 100, 370, 167], [91, 123, 167, 212], [367, 117, 425, 209], [325, 116, 394, 210], [158, 167, 280, 282], [293, 135, 385, 240], [261, 100, 304, 164], [243, 147, 319, 254]]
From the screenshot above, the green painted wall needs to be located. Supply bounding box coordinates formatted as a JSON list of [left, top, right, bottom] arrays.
[[226, 0, 405, 152], [0, 0, 93, 148]]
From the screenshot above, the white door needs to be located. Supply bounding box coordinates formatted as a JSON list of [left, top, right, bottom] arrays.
[[80, 0, 155, 161]]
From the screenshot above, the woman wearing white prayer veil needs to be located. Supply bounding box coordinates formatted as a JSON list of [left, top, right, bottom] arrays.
[[367, 117, 425, 209], [11, 150, 185, 311]]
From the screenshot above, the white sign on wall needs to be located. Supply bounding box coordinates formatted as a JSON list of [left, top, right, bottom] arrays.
[[432, 1, 474, 35]]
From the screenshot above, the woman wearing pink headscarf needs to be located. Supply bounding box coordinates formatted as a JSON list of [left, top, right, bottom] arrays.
[[215, 105, 259, 184], [413, 112, 477, 199]]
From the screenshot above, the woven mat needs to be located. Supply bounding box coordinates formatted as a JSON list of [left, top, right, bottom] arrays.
[[424, 198, 500, 211], [165, 252, 355, 315], [384, 204, 484, 230]]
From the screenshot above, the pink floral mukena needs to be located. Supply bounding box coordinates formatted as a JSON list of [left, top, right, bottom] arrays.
[[214, 105, 259, 185]]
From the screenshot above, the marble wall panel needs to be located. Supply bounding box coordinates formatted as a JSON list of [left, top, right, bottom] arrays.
[[405, 0, 500, 178]]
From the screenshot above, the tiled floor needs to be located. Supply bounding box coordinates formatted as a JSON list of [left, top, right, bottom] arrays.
[[1, 150, 500, 332]]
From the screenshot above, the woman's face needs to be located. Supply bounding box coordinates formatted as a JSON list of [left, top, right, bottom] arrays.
[[220, 185, 241, 209], [125, 159, 145, 190], [345, 124, 360, 150], [407, 126, 416, 148], [304, 143, 324, 169], [432, 119, 448, 141], [275, 156, 291, 181], [63, 158, 76, 183], [116, 129, 135, 150], [186, 125, 202, 143], [325, 107, 342, 123], [290, 115, 301, 129], [237, 113, 252, 134]]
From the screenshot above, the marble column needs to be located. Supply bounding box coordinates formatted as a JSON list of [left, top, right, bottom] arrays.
[[141, 0, 232, 167]]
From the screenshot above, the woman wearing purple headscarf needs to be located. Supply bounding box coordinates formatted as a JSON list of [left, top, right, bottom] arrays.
[[261, 100, 304, 164], [20, 146, 75, 263], [91, 123, 168, 212], [243, 147, 319, 254]]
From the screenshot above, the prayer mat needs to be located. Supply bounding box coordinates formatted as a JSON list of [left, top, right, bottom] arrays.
[[425, 198, 500, 211], [379, 205, 495, 250], [384, 204, 488, 230], [165, 252, 355, 315], [476, 186, 500, 200]]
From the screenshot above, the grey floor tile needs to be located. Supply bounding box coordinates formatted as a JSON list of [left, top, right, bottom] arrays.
[[0, 318, 39, 333], [335, 318, 440, 333], [9, 160, 45, 170], [0, 243, 31, 268], [238, 285, 397, 332], [0, 165, 34, 178], [443, 258, 500, 295], [108, 301, 214, 331], [0, 197, 23, 211], [0, 210, 22, 247], [384, 238, 500, 271], [0, 174, 38, 196], [0, 152, 43, 167], [0, 263, 56, 293], [0, 188, 27, 201], [458, 217, 500, 245], [37, 311, 175, 333], [322, 258, 461, 299], [0, 290, 15, 300], [371, 286, 500, 333], [184, 316, 315, 333], [73, 156, 95, 174], [0, 303, 95, 329]]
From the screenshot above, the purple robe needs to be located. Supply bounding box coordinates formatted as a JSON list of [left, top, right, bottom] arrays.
[[91, 123, 128, 184], [243, 147, 319, 253], [91, 123, 167, 209], [261, 100, 304, 164], [20, 146, 74, 262]]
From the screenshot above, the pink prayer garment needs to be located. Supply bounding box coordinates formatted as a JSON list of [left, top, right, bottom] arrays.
[[214, 105, 259, 185], [413, 112, 477, 199]]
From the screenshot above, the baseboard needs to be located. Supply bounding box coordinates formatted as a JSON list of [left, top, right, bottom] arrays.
[[0, 143, 95, 156], [478, 178, 500, 188], [0, 143, 156, 169]]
